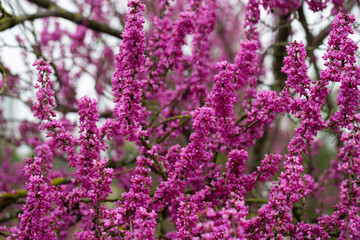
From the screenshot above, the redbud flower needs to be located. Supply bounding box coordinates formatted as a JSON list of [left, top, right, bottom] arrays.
[[112, 0, 147, 142], [33, 59, 55, 122]]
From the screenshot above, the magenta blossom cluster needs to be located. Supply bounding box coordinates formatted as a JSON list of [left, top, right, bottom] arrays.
[[111, 0, 147, 142], [9, 145, 55, 240], [1, 0, 360, 239], [32, 59, 56, 122]]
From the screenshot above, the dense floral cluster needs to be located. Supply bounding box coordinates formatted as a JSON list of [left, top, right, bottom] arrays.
[[32, 59, 56, 122], [112, 0, 147, 143], [0, 0, 360, 239], [8, 145, 56, 240]]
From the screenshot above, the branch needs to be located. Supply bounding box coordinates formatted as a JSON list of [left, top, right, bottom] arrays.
[[140, 137, 168, 181], [0, 230, 10, 237], [272, 13, 291, 91], [152, 114, 191, 129], [0, 177, 72, 210], [311, 0, 356, 48], [297, 5, 313, 45], [0, 63, 7, 94], [156, 116, 191, 144], [311, 24, 332, 49], [0, 0, 122, 39], [244, 198, 268, 204], [147, 87, 190, 128], [0, 209, 22, 224], [81, 197, 123, 203], [298, 5, 321, 80]]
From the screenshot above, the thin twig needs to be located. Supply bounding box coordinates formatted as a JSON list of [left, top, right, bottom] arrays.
[[0, 0, 122, 38]]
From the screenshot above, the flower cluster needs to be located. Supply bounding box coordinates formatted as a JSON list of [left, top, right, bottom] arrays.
[[114, 156, 157, 239], [112, 0, 147, 142], [9, 145, 55, 240], [32, 59, 55, 122], [318, 13, 360, 239], [326, 13, 360, 129], [2, 0, 360, 239]]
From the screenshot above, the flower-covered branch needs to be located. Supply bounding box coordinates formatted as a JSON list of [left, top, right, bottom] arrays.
[[1, 0, 360, 238]]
